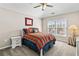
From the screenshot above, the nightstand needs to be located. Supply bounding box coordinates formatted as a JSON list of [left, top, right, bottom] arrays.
[[11, 36, 22, 49]]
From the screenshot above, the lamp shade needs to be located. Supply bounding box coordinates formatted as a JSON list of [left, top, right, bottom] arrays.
[[68, 25, 78, 33]]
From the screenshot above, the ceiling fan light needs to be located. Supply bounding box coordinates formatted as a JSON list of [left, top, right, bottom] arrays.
[[34, 3, 53, 11], [42, 4, 46, 11]]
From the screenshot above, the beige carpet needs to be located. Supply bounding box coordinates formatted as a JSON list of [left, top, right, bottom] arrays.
[[0, 41, 76, 56], [44, 41, 76, 56]]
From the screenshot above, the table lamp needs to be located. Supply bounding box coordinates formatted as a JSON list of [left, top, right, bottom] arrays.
[[68, 25, 78, 46]]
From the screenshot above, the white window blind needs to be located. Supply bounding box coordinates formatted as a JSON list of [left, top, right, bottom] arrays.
[[48, 19, 67, 37]]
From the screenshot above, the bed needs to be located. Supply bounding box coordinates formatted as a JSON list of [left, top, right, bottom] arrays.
[[22, 28, 56, 56]]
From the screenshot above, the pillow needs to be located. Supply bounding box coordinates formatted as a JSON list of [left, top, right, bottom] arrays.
[[23, 28, 28, 34], [33, 28, 39, 33], [23, 28, 39, 34]]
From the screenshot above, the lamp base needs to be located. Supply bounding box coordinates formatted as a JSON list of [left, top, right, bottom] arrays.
[[68, 36, 76, 47]]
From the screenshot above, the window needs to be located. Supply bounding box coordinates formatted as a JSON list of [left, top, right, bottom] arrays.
[[48, 19, 67, 37]]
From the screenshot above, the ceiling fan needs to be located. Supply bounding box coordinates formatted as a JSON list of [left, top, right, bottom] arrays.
[[33, 3, 53, 11]]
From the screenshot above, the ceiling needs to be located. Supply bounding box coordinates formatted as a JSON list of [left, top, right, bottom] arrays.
[[0, 3, 79, 18]]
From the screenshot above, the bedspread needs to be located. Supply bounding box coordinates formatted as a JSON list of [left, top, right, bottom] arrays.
[[23, 32, 56, 50]]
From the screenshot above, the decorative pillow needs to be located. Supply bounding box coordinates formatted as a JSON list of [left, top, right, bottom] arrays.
[[28, 28, 33, 33]]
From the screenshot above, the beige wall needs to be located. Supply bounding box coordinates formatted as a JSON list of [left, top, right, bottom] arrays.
[[0, 8, 42, 48], [42, 12, 79, 42]]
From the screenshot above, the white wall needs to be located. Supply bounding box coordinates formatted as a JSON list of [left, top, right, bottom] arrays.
[[0, 8, 42, 48], [42, 12, 79, 42]]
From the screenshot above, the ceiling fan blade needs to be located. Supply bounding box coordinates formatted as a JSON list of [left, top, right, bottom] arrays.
[[46, 5, 53, 7], [33, 5, 41, 8]]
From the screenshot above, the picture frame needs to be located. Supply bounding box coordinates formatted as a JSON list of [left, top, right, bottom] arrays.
[[25, 17, 33, 26]]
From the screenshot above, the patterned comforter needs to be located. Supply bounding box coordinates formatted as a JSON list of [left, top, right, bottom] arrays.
[[23, 32, 56, 50]]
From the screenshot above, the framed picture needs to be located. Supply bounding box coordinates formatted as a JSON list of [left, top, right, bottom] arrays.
[[25, 17, 33, 26]]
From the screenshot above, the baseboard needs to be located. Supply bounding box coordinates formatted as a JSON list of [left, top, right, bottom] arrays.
[[0, 45, 11, 50]]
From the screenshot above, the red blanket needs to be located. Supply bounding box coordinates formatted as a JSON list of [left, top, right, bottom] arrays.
[[23, 32, 56, 50]]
